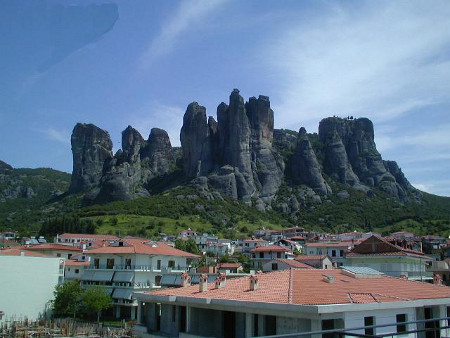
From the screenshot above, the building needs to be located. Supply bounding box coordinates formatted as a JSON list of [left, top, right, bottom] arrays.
[[345, 235, 433, 280], [242, 239, 268, 255], [55, 233, 119, 244], [303, 241, 353, 266], [282, 227, 306, 238], [0, 249, 63, 323], [250, 245, 290, 269], [82, 238, 199, 320], [133, 267, 450, 337], [295, 254, 333, 269], [25, 243, 82, 259], [218, 263, 243, 274]]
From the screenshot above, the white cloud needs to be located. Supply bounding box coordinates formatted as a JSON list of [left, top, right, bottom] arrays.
[[44, 128, 71, 145], [127, 102, 185, 147], [412, 180, 450, 197], [139, 0, 227, 68], [268, 1, 450, 129]]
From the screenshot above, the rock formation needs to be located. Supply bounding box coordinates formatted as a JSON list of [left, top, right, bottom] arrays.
[[68, 90, 417, 207], [69, 123, 113, 193], [291, 127, 331, 195], [180, 89, 284, 208]]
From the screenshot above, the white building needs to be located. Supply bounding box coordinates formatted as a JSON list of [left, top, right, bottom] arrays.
[[0, 248, 63, 323], [304, 241, 353, 266], [133, 267, 450, 337], [55, 233, 119, 244], [82, 238, 199, 320], [25, 243, 83, 259]]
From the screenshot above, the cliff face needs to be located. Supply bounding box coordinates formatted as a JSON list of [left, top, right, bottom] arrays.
[[318, 117, 414, 200], [68, 89, 418, 208]]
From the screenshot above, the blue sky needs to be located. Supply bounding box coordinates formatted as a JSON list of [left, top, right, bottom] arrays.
[[1, 0, 449, 196]]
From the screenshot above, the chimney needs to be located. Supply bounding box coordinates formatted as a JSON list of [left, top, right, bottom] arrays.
[[250, 275, 259, 291], [181, 272, 191, 287], [199, 274, 208, 292], [322, 274, 335, 284], [215, 273, 226, 289]]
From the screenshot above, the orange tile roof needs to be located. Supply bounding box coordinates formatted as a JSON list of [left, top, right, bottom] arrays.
[[63, 260, 90, 266], [59, 233, 119, 240], [295, 255, 327, 261], [305, 242, 352, 248], [0, 248, 53, 257], [251, 245, 288, 253], [86, 239, 199, 258], [272, 259, 313, 269], [145, 269, 450, 306], [25, 243, 83, 252], [219, 263, 242, 269]]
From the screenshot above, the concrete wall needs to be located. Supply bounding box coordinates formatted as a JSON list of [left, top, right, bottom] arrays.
[[0, 255, 61, 323], [277, 317, 312, 335], [344, 307, 417, 337]]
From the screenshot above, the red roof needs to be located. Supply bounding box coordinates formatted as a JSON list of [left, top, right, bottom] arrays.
[[295, 255, 327, 261], [144, 269, 450, 306], [305, 242, 352, 248], [0, 248, 52, 257], [347, 235, 429, 259], [26, 243, 82, 252], [86, 239, 199, 258], [219, 263, 243, 269], [63, 260, 90, 266], [59, 233, 119, 240], [271, 259, 313, 269], [251, 245, 288, 253]]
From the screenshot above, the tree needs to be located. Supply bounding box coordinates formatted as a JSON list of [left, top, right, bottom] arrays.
[[53, 280, 83, 318], [82, 286, 112, 323]]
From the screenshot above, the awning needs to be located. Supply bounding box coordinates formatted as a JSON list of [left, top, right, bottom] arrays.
[[94, 271, 114, 282], [113, 271, 134, 283], [82, 270, 96, 281], [112, 288, 133, 300], [161, 274, 181, 286]]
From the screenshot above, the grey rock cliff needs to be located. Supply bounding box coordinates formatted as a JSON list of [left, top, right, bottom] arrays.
[[69, 123, 113, 193], [142, 128, 174, 176], [291, 127, 331, 195]]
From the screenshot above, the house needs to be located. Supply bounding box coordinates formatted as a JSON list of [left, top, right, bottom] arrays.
[[133, 267, 450, 338], [295, 254, 333, 269], [345, 235, 433, 281], [303, 241, 353, 266], [262, 259, 313, 272], [275, 238, 302, 253], [178, 228, 197, 239], [218, 238, 234, 255], [55, 233, 119, 244], [282, 227, 306, 238], [204, 241, 228, 257], [242, 238, 268, 255], [427, 258, 450, 286], [422, 235, 447, 256], [250, 245, 289, 269], [0, 249, 63, 323], [25, 243, 83, 259], [195, 233, 218, 252], [82, 238, 199, 320], [62, 253, 91, 282], [218, 262, 243, 274]]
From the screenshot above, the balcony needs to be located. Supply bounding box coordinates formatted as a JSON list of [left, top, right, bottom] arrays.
[[86, 264, 152, 271], [427, 260, 450, 272]]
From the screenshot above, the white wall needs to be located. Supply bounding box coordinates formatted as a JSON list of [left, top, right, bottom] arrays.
[[344, 307, 417, 337], [0, 255, 61, 323]]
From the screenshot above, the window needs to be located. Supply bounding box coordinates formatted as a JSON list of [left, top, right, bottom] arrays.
[[75, 269, 79, 274], [56, 253, 61, 257], [94, 258, 100, 268], [155, 275, 162, 286], [340, 250, 344, 257], [259, 252, 263, 258], [172, 305, 176, 322], [157, 260, 161, 270], [168, 260, 175, 268], [125, 258, 132, 268], [277, 252, 282, 258], [332, 250, 336, 257], [272, 263, 278, 271], [396, 314, 407, 333], [107, 258, 115, 269], [364, 316, 374, 335], [68, 254, 72, 259]]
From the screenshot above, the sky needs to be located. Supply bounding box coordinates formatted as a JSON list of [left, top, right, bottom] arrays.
[[1, 0, 449, 196]]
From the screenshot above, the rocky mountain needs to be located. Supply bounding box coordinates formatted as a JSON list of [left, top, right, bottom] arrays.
[[67, 89, 418, 213]]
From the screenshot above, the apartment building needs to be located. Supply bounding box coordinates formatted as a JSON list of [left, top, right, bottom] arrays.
[[82, 238, 199, 320]]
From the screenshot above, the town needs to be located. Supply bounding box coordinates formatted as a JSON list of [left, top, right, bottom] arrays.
[[1, 227, 450, 337]]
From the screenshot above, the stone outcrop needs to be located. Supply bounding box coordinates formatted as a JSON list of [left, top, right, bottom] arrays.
[[318, 117, 413, 199], [69, 123, 113, 193], [180, 89, 284, 208], [68, 91, 418, 207], [291, 127, 331, 195]]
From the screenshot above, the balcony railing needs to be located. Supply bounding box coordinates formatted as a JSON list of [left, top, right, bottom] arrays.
[[86, 264, 188, 271]]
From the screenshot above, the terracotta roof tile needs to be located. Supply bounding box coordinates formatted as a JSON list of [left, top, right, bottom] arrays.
[[272, 259, 314, 269], [59, 233, 119, 240], [143, 269, 450, 306], [0, 248, 53, 257], [25, 243, 82, 252], [251, 245, 288, 253]]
